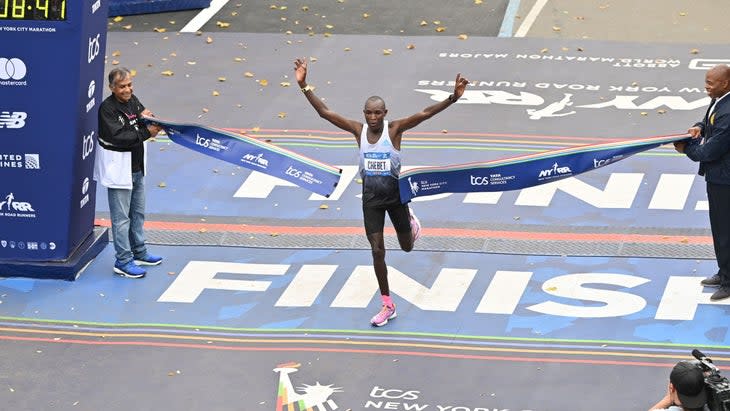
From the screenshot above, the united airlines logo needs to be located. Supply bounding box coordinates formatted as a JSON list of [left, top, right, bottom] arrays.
[[0, 58, 27, 86], [0, 153, 40, 169], [0, 111, 27, 129]]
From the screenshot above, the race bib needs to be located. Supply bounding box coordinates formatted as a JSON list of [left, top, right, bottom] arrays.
[[364, 152, 391, 176]]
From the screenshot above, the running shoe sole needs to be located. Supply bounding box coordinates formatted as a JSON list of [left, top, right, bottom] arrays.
[[113, 267, 146, 278]]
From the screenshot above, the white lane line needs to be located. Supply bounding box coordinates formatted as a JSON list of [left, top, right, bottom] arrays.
[[514, 0, 549, 38], [180, 0, 231, 33]]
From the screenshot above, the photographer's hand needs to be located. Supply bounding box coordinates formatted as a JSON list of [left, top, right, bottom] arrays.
[[648, 388, 674, 411]]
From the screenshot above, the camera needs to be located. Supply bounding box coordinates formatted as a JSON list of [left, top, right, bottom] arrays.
[[693, 349, 730, 411]]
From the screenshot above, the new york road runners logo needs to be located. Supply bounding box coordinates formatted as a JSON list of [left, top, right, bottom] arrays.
[[274, 362, 342, 410]]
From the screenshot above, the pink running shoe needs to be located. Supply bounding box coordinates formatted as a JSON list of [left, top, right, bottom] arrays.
[[370, 304, 397, 327], [409, 207, 421, 242]]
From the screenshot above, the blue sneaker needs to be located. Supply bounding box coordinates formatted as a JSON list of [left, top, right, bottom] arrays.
[[134, 253, 163, 266], [113, 260, 146, 279]]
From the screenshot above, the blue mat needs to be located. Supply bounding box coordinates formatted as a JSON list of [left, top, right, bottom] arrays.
[[109, 0, 211, 16]]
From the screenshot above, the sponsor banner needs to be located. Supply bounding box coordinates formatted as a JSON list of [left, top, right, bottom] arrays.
[[148, 117, 343, 198], [399, 134, 690, 202], [0, 0, 108, 261]]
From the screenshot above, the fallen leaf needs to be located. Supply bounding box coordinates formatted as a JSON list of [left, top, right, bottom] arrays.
[[270, 233, 279, 237], [658, 109, 667, 114], [309, 57, 318, 62], [441, 129, 448, 133], [206, 36, 213, 44], [419, 20, 428, 26], [546, 286, 558, 291], [577, 47, 584, 52], [679, 12, 687, 16], [168, 272, 176, 276], [362, 13, 370, 18], [474, 0, 483, 3], [158, 182, 167, 187], [218, 77, 226, 82], [187, 61, 197, 65], [640, 112, 648, 116], [258, 79, 269, 86], [153, 27, 167, 33], [540, 48, 548, 53], [216, 21, 231, 28], [280, 81, 291, 87], [326, 24, 334, 29], [552, 26, 561, 32], [112, 50, 122, 57], [690, 48, 700, 54], [161, 70, 174, 76], [433, 20, 441, 25], [435, 26, 446, 32], [212, 91, 220, 96], [631, 81, 638, 86], [202, 108, 209, 113], [278, 112, 287, 118], [382, 49, 392, 55], [323, 32, 332, 37], [406, 44, 415, 49], [344, 47, 351, 51], [234, 57, 245, 62], [301, 6, 309, 11], [130, 69, 137, 76], [111, 60, 119, 65], [113, 16, 124, 22], [199, 228, 207, 233], [244, 72, 254, 77], [457, 34, 468, 40], [122, 24, 132, 30]]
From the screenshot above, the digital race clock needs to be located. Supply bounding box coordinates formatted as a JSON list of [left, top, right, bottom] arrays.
[[0, 0, 67, 21]]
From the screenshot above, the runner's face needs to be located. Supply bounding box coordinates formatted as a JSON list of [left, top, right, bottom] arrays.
[[111, 75, 133, 103], [363, 101, 387, 129]]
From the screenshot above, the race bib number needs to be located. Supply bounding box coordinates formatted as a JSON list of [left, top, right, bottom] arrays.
[[364, 152, 391, 176]]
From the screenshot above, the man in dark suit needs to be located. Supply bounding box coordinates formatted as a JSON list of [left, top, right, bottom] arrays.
[[675, 64, 730, 301]]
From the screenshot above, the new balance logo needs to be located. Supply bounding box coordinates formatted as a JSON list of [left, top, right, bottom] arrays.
[[0, 111, 27, 129]]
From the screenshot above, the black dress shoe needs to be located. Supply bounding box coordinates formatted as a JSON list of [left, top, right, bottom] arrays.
[[710, 287, 730, 301], [701, 274, 722, 287]]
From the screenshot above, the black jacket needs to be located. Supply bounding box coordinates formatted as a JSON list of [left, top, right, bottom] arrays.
[[685, 96, 730, 185], [97, 94, 151, 173]]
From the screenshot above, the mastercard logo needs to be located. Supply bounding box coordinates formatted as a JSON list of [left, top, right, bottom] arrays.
[[0, 58, 27, 81]]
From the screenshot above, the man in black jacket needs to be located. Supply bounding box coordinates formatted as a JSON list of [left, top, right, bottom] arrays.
[[675, 64, 730, 300], [95, 68, 163, 278]]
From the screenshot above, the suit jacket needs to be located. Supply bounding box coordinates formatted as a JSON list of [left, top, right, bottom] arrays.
[[685, 96, 730, 185]]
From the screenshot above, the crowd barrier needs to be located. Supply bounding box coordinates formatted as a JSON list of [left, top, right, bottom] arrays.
[[109, 0, 211, 16]]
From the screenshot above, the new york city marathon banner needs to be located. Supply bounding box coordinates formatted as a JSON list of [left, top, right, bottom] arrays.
[[399, 134, 690, 202], [147, 117, 342, 197]]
